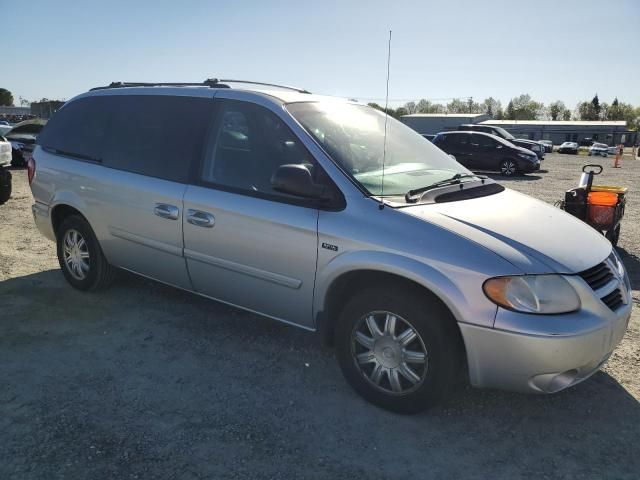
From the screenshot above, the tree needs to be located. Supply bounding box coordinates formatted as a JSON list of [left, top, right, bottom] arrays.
[[509, 94, 543, 120], [505, 100, 515, 120], [591, 94, 601, 119], [0, 88, 14, 106], [562, 109, 572, 121], [608, 97, 624, 121], [482, 97, 501, 117], [403, 101, 417, 114], [549, 101, 568, 121], [446, 98, 469, 114]]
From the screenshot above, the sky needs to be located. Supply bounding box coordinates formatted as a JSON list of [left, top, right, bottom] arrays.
[[3, 0, 639, 109]]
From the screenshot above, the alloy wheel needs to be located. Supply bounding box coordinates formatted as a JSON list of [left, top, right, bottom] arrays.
[[351, 311, 428, 395], [500, 160, 516, 176], [62, 229, 90, 280]]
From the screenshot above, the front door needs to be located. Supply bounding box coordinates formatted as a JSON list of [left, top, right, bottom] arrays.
[[182, 99, 322, 328]]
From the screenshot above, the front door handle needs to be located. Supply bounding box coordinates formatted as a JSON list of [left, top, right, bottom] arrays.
[[154, 203, 179, 220], [187, 209, 215, 228]]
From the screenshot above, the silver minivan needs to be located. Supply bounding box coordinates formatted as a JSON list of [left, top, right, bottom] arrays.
[[29, 80, 632, 413]]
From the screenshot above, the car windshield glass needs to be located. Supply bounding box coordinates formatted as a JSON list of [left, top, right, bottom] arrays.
[[286, 102, 470, 196], [493, 126, 515, 140]]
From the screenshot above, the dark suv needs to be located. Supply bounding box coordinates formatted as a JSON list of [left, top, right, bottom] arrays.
[[458, 124, 545, 160], [432, 131, 540, 176]]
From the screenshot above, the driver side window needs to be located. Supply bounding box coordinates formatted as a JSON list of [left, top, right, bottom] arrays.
[[201, 100, 317, 197]]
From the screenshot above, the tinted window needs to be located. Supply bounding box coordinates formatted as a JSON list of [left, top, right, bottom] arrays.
[[102, 95, 213, 183], [11, 124, 43, 135], [477, 134, 497, 148], [448, 133, 469, 147], [37, 97, 110, 161], [201, 100, 317, 198]]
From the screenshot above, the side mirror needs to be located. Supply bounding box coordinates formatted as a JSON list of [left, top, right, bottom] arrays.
[[271, 164, 328, 200], [448, 154, 457, 161]]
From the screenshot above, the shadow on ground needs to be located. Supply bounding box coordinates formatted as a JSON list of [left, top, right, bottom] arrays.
[[1, 270, 638, 479], [618, 247, 640, 291]]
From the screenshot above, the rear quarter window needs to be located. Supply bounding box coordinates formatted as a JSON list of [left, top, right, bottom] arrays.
[[102, 95, 213, 183], [37, 96, 111, 161]]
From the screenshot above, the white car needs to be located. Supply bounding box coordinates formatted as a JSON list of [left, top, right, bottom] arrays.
[[0, 135, 12, 204], [0, 135, 11, 166], [588, 143, 609, 157], [0, 123, 12, 136]]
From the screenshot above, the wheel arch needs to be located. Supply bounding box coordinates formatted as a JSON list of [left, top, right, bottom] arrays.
[[314, 252, 468, 354], [49, 192, 91, 237]]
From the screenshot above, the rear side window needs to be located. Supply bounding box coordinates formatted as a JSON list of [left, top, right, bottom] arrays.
[[102, 96, 213, 183], [37, 97, 111, 161]]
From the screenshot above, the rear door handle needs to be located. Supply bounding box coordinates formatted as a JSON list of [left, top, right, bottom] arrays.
[[154, 203, 179, 220], [187, 209, 215, 228]]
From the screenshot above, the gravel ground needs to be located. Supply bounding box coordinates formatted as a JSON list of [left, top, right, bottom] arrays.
[[1, 153, 639, 479]]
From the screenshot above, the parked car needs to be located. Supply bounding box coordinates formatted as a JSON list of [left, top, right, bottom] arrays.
[[0, 122, 12, 136], [5, 119, 46, 166], [558, 142, 579, 154], [539, 140, 553, 152], [588, 143, 609, 157], [458, 124, 544, 159], [432, 131, 539, 176], [0, 135, 12, 204], [579, 138, 595, 147], [421, 134, 436, 142], [510, 138, 545, 160], [30, 81, 631, 414]]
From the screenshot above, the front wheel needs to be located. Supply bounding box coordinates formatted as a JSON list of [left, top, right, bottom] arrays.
[[56, 215, 116, 291], [335, 286, 462, 414], [499, 159, 517, 176]]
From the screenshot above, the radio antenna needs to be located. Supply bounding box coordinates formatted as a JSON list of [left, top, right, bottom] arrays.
[[379, 30, 392, 210]]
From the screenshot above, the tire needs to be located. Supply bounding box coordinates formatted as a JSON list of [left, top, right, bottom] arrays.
[[499, 159, 517, 176], [335, 286, 462, 414], [56, 215, 116, 291], [0, 168, 11, 205]]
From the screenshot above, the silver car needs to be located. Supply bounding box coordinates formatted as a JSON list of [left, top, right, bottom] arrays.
[[29, 80, 632, 413]]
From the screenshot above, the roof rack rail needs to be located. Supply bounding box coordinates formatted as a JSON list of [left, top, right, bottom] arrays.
[[90, 78, 311, 94], [215, 79, 311, 94]]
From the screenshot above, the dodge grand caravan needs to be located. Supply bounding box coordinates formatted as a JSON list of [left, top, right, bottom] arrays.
[[29, 80, 632, 413]]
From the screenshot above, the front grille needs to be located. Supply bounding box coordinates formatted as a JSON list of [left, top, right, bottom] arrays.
[[579, 258, 625, 312], [579, 262, 614, 291], [601, 288, 624, 311]]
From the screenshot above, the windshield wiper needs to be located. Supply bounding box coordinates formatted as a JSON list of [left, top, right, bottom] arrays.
[[405, 173, 485, 203]]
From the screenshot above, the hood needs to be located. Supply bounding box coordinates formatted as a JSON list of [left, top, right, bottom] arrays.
[[513, 144, 537, 156], [7, 133, 37, 143], [402, 188, 611, 274]]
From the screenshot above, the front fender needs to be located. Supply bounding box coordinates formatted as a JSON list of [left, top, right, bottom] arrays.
[[313, 250, 498, 329]]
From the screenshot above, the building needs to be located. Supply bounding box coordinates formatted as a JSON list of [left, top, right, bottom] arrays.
[[400, 113, 491, 135], [30, 100, 65, 119], [480, 120, 636, 146], [400, 113, 637, 146], [0, 106, 31, 116]]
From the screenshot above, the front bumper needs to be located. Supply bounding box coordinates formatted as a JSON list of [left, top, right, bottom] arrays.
[[460, 267, 632, 394], [520, 160, 541, 172]]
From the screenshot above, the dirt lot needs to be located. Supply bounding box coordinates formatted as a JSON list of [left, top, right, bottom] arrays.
[[1, 153, 639, 479]]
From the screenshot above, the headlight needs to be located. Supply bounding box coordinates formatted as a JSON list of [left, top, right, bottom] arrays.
[[517, 153, 534, 161], [483, 275, 580, 314]]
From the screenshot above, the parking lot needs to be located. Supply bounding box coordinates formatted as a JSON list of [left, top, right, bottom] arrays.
[[1, 152, 639, 479]]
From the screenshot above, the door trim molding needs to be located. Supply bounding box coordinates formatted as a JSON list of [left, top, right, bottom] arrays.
[[184, 248, 302, 289], [109, 226, 182, 256]]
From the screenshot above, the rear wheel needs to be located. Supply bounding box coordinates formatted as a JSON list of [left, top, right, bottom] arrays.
[[499, 159, 517, 176], [56, 215, 116, 291], [0, 168, 11, 205], [335, 286, 462, 414]]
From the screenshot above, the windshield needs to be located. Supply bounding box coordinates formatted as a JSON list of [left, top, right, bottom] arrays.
[[493, 126, 515, 140], [286, 102, 470, 196]]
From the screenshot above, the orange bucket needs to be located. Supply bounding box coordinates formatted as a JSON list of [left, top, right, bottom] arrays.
[[587, 191, 618, 206], [587, 191, 617, 227]]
